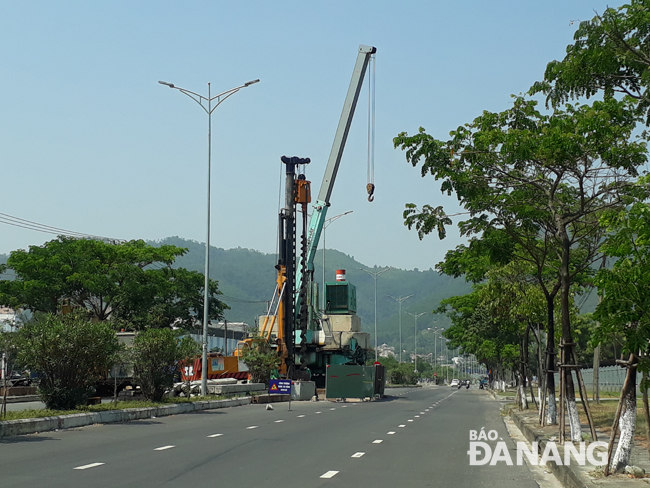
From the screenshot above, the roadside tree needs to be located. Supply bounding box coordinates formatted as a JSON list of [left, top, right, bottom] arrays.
[[131, 328, 200, 401], [395, 96, 647, 439], [16, 313, 120, 410]]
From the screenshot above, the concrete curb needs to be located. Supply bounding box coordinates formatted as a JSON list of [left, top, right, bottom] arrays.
[[0, 396, 252, 439], [507, 407, 596, 488]]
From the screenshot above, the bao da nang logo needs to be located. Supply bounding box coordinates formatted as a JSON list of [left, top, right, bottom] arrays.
[[467, 428, 608, 466]]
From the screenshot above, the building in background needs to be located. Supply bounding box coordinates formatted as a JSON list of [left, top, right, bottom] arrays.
[[377, 343, 395, 358], [0, 307, 18, 332]]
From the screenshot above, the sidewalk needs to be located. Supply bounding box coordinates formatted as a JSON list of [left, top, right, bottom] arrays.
[[497, 392, 650, 488]]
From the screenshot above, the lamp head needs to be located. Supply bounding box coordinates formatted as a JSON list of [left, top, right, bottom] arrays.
[[158, 81, 175, 88]]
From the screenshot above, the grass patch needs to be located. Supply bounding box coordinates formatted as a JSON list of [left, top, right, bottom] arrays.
[[577, 400, 649, 439], [0, 394, 238, 422]]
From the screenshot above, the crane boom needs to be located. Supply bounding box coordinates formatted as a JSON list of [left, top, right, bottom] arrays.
[[295, 45, 376, 302]]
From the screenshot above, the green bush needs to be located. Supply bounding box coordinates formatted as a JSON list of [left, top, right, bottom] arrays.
[[131, 328, 199, 401], [238, 337, 281, 385], [16, 313, 120, 410]]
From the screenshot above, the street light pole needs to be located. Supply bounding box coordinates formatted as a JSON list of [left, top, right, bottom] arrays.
[[359, 266, 391, 361], [406, 311, 426, 373], [159, 78, 259, 396], [322, 211, 353, 310], [388, 294, 414, 363]]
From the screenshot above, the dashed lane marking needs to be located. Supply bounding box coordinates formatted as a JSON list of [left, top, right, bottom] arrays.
[[297, 415, 306, 418], [315, 412, 322, 414], [74, 463, 104, 470], [407, 419, 414, 422], [154, 446, 175, 451], [414, 415, 420, 418], [398, 425, 406, 428], [274, 420, 285, 423], [372, 439, 383, 444], [387, 431, 395, 435], [320, 471, 339, 479], [351, 452, 365, 458], [330, 408, 336, 410], [246, 426, 258, 429], [207, 433, 224, 437]]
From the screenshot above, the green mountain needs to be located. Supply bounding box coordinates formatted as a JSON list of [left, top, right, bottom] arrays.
[[151, 237, 470, 354]]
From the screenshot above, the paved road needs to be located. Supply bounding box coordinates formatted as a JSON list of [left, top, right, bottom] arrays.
[[1, 387, 540, 487]]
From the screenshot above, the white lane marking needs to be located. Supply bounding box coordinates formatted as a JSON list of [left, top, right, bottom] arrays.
[[297, 415, 305, 418], [351, 452, 365, 458], [425, 409, 430, 411], [154, 445, 175, 451], [315, 411, 322, 414], [398, 424, 406, 427], [387, 431, 395, 435], [414, 415, 420, 418], [330, 408, 336, 410], [274, 420, 285, 423], [207, 433, 224, 438], [407, 419, 414, 422], [372, 439, 383, 444], [246, 426, 258, 429], [74, 463, 104, 470], [320, 470, 339, 479], [420, 412, 425, 414], [342, 405, 348, 408]]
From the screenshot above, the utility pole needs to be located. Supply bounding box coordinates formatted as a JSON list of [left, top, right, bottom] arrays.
[[359, 266, 391, 361], [406, 311, 426, 373], [388, 294, 414, 363]]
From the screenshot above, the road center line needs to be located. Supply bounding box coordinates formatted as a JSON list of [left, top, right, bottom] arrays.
[[351, 452, 365, 458], [320, 470, 339, 479], [153, 445, 175, 451], [207, 433, 224, 437], [74, 463, 104, 470]]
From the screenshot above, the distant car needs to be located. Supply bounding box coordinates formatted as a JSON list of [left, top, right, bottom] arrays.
[[450, 379, 459, 387]]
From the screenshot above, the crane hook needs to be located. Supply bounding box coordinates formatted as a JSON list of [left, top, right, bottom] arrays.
[[366, 183, 375, 202]]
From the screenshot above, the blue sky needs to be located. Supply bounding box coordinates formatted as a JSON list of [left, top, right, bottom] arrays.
[[0, 0, 620, 270]]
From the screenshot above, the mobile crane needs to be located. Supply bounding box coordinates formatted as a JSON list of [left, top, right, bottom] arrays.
[[237, 45, 377, 388]]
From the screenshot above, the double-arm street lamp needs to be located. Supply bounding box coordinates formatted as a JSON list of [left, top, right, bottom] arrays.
[[406, 311, 426, 373], [159, 78, 260, 396], [359, 266, 391, 361], [388, 294, 414, 363]]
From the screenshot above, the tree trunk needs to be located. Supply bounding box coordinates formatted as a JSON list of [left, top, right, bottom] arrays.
[[610, 355, 638, 473], [545, 294, 557, 425], [520, 329, 529, 409], [559, 234, 582, 441]]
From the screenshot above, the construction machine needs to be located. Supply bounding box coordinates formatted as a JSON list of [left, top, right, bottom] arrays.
[[237, 45, 377, 389]]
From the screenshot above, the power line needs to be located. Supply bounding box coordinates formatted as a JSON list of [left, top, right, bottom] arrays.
[[0, 212, 123, 243]]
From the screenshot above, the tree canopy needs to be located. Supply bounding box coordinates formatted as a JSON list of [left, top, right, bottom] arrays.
[[0, 237, 227, 329]]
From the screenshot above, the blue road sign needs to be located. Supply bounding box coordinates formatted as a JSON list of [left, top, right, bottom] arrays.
[[269, 379, 291, 394]]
